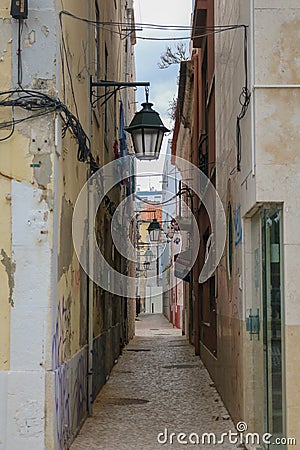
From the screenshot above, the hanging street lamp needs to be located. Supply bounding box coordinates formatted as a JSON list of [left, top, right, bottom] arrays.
[[147, 218, 162, 242], [90, 80, 169, 161], [125, 88, 169, 161]]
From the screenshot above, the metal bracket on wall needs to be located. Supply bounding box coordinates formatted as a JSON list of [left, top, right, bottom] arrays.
[[246, 308, 260, 340], [90, 77, 150, 106]]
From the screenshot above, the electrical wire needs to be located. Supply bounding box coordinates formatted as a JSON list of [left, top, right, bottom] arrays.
[[0, 89, 92, 164], [234, 26, 251, 173], [3, 8, 250, 176], [135, 187, 193, 206], [59, 13, 80, 119], [135, 27, 241, 41], [17, 20, 23, 87], [59, 10, 125, 39], [0, 106, 15, 141], [59, 10, 245, 42], [60, 11, 243, 31], [135, 192, 179, 205]]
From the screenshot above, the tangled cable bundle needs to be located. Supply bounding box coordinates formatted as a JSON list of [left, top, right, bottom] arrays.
[[0, 88, 92, 164]]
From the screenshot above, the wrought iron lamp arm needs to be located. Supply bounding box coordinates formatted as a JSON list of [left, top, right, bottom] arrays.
[[90, 77, 150, 105]]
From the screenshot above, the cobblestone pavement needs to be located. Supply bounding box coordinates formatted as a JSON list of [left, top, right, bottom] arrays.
[[70, 314, 243, 450]]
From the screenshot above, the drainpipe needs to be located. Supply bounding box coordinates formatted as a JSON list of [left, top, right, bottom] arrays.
[[87, 0, 93, 416]]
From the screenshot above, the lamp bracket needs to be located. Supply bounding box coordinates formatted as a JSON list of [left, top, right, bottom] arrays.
[[90, 77, 150, 106]]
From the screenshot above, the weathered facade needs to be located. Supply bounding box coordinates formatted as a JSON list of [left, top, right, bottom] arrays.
[[0, 1, 136, 449], [161, 141, 183, 328], [173, 0, 300, 447], [171, 59, 195, 340]]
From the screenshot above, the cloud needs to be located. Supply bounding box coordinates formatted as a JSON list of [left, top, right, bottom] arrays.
[[135, 0, 192, 27], [134, 1, 191, 109]]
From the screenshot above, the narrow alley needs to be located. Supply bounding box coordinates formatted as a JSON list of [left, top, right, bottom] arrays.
[[70, 314, 239, 450], [1, 1, 299, 448]]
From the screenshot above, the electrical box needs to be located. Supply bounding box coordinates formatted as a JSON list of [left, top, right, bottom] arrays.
[[10, 0, 28, 19]]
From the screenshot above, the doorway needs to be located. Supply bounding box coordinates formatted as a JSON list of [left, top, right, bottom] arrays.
[[251, 205, 285, 448]]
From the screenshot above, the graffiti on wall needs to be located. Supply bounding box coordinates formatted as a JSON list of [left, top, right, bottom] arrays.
[[52, 296, 87, 449], [52, 296, 67, 369]]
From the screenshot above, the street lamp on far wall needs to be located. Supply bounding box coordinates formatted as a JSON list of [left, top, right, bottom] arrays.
[[144, 247, 154, 263]]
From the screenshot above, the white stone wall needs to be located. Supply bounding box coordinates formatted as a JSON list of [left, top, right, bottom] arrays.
[[215, 0, 300, 440]]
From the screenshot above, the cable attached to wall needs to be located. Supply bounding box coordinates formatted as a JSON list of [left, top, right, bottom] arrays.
[[234, 26, 251, 173], [0, 89, 92, 165], [17, 19, 23, 87], [1, 3, 99, 170]]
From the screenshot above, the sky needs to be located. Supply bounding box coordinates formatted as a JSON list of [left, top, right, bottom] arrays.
[[133, 0, 193, 190]]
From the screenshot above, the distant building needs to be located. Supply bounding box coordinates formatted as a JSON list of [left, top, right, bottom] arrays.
[[161, 139, 184, 328], [135, 189, 164, 314]]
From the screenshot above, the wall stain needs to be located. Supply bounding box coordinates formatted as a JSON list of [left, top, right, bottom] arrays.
[[0, 249, 16, 306]]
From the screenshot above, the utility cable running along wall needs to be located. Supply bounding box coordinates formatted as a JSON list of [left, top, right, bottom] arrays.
[[0, 89, 92, 163], [58, 10, 251, 172], [235, 26, 251, 173]]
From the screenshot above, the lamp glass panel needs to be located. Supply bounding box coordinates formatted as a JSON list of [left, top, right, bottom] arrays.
[[155, 131, 164, 157], [131, 130, 144, 157], [149, 228, 161, 242], [143, 129, 158, 157]]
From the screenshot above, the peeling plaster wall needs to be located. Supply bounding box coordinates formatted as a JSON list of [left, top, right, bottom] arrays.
[[0, 178, 53, 449], [0, 1, 57, 449]]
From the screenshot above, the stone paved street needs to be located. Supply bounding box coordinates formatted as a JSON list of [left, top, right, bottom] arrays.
[[70, 314, 242, 450]]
